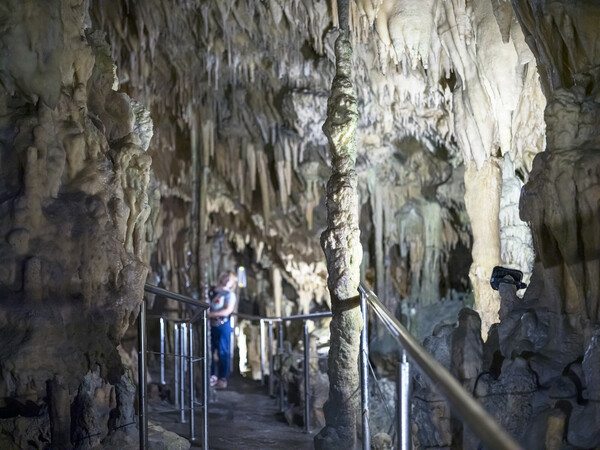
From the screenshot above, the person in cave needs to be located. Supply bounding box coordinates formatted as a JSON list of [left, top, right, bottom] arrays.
[[208, 270, 238, 389]]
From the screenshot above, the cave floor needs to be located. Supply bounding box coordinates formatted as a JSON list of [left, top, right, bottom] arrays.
[[148, 372, 315, 449]]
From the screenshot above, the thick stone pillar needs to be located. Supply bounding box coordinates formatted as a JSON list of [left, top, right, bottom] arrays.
[[0, 1, 152, 447], [314, 30, 363, 449], [511, 1, 600, 334]]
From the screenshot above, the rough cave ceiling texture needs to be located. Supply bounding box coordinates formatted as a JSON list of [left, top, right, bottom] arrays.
[[89, 0, 546, 326], [1, 0, 600, 448]]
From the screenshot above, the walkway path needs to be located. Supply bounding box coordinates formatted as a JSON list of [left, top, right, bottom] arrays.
[[148, 373, 315, 449], [206, 373, 314, 449]]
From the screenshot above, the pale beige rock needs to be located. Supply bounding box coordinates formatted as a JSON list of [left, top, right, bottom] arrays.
[[464, 159, 502, 337]]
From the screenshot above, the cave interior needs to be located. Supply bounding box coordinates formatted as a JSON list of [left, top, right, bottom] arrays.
[[0, 0, 599, 448]]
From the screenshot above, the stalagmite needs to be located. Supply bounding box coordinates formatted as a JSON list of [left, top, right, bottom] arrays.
[[314, 20, 363, 450]]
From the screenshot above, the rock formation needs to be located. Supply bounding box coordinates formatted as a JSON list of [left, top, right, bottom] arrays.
[[315, 25, 363, 448], [0, 1, 152, 447]]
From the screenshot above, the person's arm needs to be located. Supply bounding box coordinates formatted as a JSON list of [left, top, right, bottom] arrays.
[[207, 292, 236, 318], [207, 303, 234, 318]]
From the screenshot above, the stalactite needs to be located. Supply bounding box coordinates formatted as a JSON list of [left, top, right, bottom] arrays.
[[189, 108, 200, 293], [372, 179, 385, 306], [272, 266, 282, 317], [201, 120, 214, 163], [247, 143, 257, 191], [257, 149, 271, 226], [464, 159, 502, 338], [276, 159, 288, 211]]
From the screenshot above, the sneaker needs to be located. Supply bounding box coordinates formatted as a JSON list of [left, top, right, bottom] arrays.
[[215, 378, 228, 390], [210, 375, 218, 387]]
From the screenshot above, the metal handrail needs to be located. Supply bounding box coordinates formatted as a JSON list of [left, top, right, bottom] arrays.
[[358, 282, 522, 450], [144, 284, 209, 309], [139, 284, 210, 450], [236, 311, 332, 322], [144, 283, 332, 440], [254, 311, 331, 432], [233, 309, 332, 433]]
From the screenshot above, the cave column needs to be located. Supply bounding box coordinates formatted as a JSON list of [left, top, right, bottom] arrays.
[[314, 23, 363, 450], [464, 158, 502, 337], [199, 118, 212, 297], [511, 1, 600, 334]]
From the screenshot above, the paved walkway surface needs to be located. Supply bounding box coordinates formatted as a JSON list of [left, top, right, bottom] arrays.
[[149, 373, 315, 449], [206, 374, 315, 449]]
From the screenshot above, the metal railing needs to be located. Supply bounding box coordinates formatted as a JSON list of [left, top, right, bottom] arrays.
[[255, 311, 332, 433], [358, 282, 523, 450], [139, 284, 210, 450], [138, 282, 521, 450], [139, 283, 331, 448]]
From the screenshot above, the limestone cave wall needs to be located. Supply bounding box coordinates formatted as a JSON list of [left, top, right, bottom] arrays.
[[0, 0, 152, 447]]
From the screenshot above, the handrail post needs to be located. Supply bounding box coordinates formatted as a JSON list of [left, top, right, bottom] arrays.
[[137, 300, 148, 450], [174, 323, 180, 407], [202, 310, 209, 449], [189, 322, 195, 441], [268, 321, 274, 397], [180, 323, 187, 423], [260, 319, 265, 386], [303, 319, 310, 433], [229, 315, 235, 378], [160, 317, 165, 385], [360, 290, 370, 450], [278, 321, 284, 412], [398, 350, 411, 450]]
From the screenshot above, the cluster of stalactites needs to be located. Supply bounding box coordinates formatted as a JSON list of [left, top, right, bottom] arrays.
[[349, 0, 546, 173]]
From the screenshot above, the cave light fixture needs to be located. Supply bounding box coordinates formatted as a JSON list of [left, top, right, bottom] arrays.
[[237, 265, 247, 288]]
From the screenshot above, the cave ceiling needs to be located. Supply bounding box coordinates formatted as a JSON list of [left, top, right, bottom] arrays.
[[89, 0, 546, 298]]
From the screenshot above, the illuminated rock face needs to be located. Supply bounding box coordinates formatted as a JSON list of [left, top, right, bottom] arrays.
[[85, 0, 547, 332], [0, 1, 151, 447], [412, 3, 600, 446], [513, 1, 600, 331]]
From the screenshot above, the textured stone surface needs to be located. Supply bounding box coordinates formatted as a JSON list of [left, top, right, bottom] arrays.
[[86, 0, 548, 331], [0, 1, 151, 446], [315, 31, 363, 450]]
